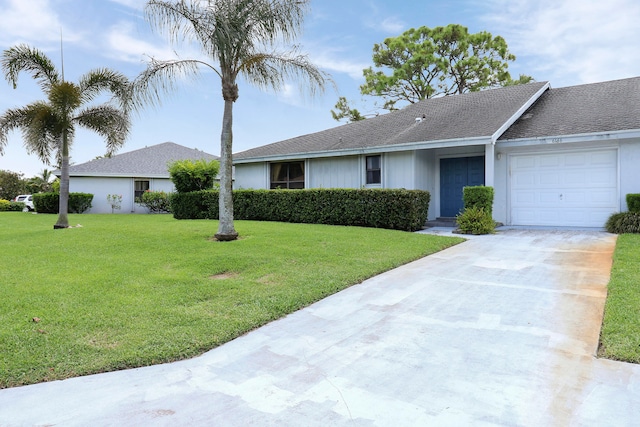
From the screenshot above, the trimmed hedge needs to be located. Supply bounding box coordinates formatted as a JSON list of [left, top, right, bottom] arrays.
[[172, 188, 431, 232], [137, 191, 173, 213], [9, 202, 25, 211], [606, 212, 640, 234], [33, 192, 93, 214], [0, 200, 28, 212], [626, 194, 640, 213], [0, 199, 25, 212], [463, 186, 494, 215]]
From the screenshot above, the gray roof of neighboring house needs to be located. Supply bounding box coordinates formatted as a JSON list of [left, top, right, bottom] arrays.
[[234, 81, 550, 161], [64, 142, 218, 177], [499, 76, 640, 141]]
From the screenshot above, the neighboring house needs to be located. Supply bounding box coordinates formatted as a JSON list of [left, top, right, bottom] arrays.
[[234, 77, 640, 228], [57, 142, 218, 213]]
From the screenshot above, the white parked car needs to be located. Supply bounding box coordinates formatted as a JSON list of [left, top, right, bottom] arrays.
[[13, 194, 34, 211]]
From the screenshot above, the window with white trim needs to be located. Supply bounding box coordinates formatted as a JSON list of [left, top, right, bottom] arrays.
[[270, 161, 305, 189], [365, 155, 381, 185]]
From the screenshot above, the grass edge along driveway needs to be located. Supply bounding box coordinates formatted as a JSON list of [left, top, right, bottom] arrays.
[[0, 213, 464, 388], [599, 233, 640, 364]]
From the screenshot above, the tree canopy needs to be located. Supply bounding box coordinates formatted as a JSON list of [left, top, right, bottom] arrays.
[[0, 170, 26, 200], [330, 96, 366, 123], [333, 24, 532, 120]]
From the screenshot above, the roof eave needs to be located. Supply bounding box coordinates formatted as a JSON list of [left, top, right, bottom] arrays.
[[64, 172, 171, 179], [233, 136, 491, 164], [498, 128, 640, 147]]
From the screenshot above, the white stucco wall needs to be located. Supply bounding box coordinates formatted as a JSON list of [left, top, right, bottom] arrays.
[[69, 176, 174, 214], [415, 150, 436, 219], [493, 147, 509, 225], [619, 138, 640, 210]]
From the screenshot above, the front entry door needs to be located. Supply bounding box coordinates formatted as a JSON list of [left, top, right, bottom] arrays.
[[440, 156, 485, 217]]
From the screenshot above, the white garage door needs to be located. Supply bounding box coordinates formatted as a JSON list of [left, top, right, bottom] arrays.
[[510, 149, 618, 227]]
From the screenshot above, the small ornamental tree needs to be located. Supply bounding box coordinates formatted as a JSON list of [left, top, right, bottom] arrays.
[[168, 159, 220, 193], [107, 194, 122, 213]]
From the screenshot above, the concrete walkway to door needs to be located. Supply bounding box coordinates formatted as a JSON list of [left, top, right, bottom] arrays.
[[1, 229, 639, 426]]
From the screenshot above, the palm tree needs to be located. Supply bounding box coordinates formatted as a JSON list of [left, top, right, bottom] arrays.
[[0, 44, 131, 228], [137, 0, 328, 241], [26, 168, 55, 194]]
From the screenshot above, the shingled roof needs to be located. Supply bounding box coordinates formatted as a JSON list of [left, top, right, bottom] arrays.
[[234, 81, 549, 162], [65, 142, 218, 177], [499, 76, 640, 141]]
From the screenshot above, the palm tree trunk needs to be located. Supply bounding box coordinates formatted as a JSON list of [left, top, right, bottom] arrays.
[[214, 96, 238, 241], [54, 132, 70, 229]]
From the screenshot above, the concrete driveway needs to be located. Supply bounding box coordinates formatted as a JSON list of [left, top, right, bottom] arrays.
[[1, 229, 639, 426]]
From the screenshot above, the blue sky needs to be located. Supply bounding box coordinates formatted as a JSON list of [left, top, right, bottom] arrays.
[[1, 0, 639, 177]]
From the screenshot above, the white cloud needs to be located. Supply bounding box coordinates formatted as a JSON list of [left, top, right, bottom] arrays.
[[483, 0, 640, 86], [274, 83, 300, 105], [108, 0, 146, 10], [310, 49, 369, 81], [105, 21, 177, 63], [379, 17, 406, 34], [0, 0, 81, 45]]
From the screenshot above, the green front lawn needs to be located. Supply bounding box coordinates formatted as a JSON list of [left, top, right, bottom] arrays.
[[599, 234, 640, 363], [0, 213, 463, 388]]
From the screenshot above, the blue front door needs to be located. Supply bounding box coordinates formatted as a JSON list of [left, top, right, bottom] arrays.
[[440, 156, 485, 217]]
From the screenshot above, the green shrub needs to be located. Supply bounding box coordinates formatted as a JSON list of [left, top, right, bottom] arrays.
[[171, 191, 216, 219], [456, 205, 496, 235], [33, 193, 58, 213], [605, 212, 640, 234], [172, 188, 431, 232], [9, 202, 25, 211], [0, 199, 24, 211], [168, 159, 220, 193], [463, 186, 494, 215], [69, 193, 93, 213], [32, 193, 93, 214], [626, 194, 640, 213], [138, 191, 173, 213]]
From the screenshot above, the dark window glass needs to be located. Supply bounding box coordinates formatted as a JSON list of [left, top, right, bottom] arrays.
[[366, 155, 381, 184], [270, 162, 305, 189], [134, 180, 150, 200]]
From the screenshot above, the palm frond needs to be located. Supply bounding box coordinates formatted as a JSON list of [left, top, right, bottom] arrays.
[[145, 1, 211, 48], [78, 68, 133, 112], [1, 44, 60, 92], [245, 0, 308, 44], [240, 49, 330, 97], [132, 57, 209, 110], [0, 102, 61, 162], [74, 105, 131, 155]]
